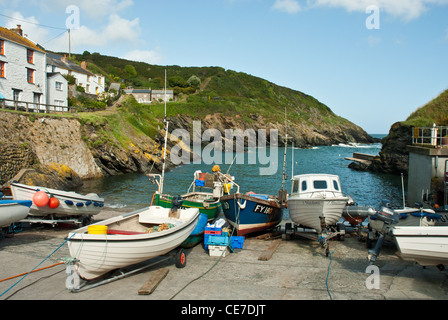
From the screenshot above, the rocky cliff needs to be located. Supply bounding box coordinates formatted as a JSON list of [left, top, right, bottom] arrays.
[[0, 99, 373, 185]]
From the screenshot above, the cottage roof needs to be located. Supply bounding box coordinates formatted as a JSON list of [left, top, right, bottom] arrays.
[[0, 26, 45, 53], [47, 72, 67, 81], [47, 52, 95, 77]]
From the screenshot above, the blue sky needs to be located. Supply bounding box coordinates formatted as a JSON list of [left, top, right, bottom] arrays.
[[1, 0, 448, 134]]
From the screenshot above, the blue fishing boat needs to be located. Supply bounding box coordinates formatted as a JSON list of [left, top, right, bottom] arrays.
[[220, 192, 285, 236]]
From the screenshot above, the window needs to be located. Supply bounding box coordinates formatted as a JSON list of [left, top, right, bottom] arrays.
[[0, 62, 4, 78], [13, 89, 21, 101], [27, 49, 34, 64], [301, 180, 307, 192], [313, 180, 328, 190], [0, 40, 4, 55], [333, 180, 340, 191], [55, 81, 63, 90], [27, 68, 34, 83]]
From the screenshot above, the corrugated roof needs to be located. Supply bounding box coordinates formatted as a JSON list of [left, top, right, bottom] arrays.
[[0, 26, 45, 53]]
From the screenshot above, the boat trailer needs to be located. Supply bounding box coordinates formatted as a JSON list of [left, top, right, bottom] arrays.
[[284, 217, 346, 256], [64, 248, 187, 293], [20, 215, 93, 228]]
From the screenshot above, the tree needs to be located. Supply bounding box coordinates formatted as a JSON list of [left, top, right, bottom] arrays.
[[169, 76, 187, 88], [124, 65, 138, 78], [187, 75, 201, 88]]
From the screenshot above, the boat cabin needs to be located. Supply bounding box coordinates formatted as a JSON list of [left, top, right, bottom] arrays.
[[291, 174, 344, 197]]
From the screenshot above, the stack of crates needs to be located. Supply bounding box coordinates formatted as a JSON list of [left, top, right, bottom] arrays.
[[204, 226, 222, 250], [204, 226, 245, 256]]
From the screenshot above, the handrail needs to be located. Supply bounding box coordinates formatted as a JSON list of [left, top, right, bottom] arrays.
[[412, 126, 448, 147], [0, 98, 77, 114]]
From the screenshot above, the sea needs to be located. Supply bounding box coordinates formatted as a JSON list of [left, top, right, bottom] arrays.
[[75, 134, 405, 220]]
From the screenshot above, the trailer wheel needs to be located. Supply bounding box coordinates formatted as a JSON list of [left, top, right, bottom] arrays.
[[175, 249, 187, 268]]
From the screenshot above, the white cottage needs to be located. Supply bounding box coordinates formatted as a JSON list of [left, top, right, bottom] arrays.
[[47, 72, 68, 110], [46, 53, 105, 96], [0, 25, 47, 108]]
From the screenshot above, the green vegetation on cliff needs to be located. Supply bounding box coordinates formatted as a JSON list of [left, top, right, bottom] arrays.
[[403, 89, 448, 127], [67, 51, 360, 128]]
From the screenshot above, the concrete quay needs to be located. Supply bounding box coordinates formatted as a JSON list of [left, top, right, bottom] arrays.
[[1, 210, 447, 303]]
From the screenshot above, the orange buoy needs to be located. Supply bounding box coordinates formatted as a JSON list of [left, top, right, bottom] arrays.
[[33, 191, 50, 207], [49, 197, 60, 209]]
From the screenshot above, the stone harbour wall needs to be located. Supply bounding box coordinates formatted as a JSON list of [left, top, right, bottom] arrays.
[[0, 143, 37, 185]]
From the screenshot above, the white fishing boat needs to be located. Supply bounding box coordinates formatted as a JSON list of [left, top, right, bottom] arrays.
[[0, 200, 32, 228], [392, 226, 448, 268], [9, 182, 104, 218], [67, 205, 200, 280], [288, 174, 350, 233]]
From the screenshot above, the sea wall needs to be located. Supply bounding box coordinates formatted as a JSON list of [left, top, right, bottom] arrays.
[[0, 143, 37, 185], [0, 113, 104, 184]]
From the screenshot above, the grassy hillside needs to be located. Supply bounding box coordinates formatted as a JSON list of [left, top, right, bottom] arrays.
[[64, 51, 354, 127], [403, 89, 448, 127]]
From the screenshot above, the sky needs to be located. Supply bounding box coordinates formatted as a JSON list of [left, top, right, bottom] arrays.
[[1, 0, 448, 134]]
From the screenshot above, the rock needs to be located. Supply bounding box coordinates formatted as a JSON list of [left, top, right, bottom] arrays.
[[9, 163, 83, 190], [369, 122, 411, 174]]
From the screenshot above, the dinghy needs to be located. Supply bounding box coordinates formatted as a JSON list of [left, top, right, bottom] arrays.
[[0, 200, 32, 228], [67, 205, 200, 280], [392, 226, 448, 268], [9, 182, 104, 218]]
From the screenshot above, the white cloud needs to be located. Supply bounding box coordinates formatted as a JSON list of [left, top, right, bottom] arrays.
[[121, 49, 164, 64], [66, 14, 142, 50], [272, 0, 301, 14], [306, 0, 448, 21]]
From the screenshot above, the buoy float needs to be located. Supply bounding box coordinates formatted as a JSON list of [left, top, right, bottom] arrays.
[[33, 191, 50, 207], [49, 197, 60, 209]]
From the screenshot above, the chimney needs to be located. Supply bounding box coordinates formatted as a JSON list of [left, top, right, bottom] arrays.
[[81, 61, 87, 70], [11, 25, 23, 36], [61, 54, 68, 63]]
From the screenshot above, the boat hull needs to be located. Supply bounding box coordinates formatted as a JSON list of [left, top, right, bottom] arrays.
[[67, 206, 200, 280], [10, 182, 104, 218], [288, 197, 348, 233], [0, 200, 32, 228], [393, 226, 448, 267], [154, 193, 221, 222], [220, 193, 283, 236]]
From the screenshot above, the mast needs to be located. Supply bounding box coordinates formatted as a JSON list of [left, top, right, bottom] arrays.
[[160, 69, 168, 194], [281, 107, 289, 190]]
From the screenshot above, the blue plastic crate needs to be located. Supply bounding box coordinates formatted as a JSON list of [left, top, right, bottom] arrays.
[[204, 226, 222, 235], [207, 235, 230, 247], [230, 236, 245, 249]]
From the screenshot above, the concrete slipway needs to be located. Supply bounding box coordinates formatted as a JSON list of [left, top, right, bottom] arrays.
[[1, 210, 447, 305]]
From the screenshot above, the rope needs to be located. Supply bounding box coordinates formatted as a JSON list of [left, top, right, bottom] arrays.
[[0, 233, 76, 299], [0, 262, 64, 283], [326, 250, 335, 300], [169, 195, 241, 300]]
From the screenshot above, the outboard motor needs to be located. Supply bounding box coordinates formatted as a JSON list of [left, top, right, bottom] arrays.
[[368, 207, 400, 263], [379, 199, 392, 209], [169, 195, 183, 218], [171, 195, 184, 210]]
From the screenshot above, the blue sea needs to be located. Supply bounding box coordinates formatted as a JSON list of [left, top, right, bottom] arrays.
[[76, 134, 404, 219]]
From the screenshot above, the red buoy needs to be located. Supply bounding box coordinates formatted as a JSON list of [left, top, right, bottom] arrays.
[[49, 197, 60, 209], [33, 191, 50, 207]]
